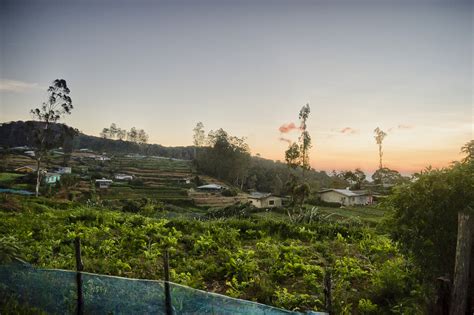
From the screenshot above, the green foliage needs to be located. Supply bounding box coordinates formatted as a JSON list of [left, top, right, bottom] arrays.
[[0, 236, 23, 263], [0, 195, 425, 313], [387, 161, 474, 279]]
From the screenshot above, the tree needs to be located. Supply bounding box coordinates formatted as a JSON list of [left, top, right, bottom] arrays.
[[285, 143, 300, 169], [127, 127, 138, 142], [30, 79, 73, 197], [137, 129, 149, 144], [374, 127, 387, 169], [195, 128, 251, 188], [192, 122, 206, 159], [388, 160, 473, 311], [341, 168, 366, 189], [371, 167, 406, 186], [284, 103, 312, 175], [461, 140, 473, 164], [298, 103, 312, 176]]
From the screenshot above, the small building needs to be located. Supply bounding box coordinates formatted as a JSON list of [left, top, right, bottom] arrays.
[[56, 167, 72, 174], [115, 174, 133, 181], [95, 156, 111, 161], [197, 184, 223, 191], [15, 166, 36, 173], [43, 173, 61, 185], [248, 192, 282, 208], [95, 178, 113, 189], [318, 188, 373, 206], [24, 150, 36, 157]]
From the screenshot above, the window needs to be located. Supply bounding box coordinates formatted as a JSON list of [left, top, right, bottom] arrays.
[[269, 200, 275, 205]]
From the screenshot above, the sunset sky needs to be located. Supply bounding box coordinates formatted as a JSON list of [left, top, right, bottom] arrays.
[[1, 0, 472, 175]]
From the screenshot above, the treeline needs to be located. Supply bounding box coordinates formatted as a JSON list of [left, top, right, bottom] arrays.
[[194, 127, 334, 194], [0, 121, 194, 160], [100, 123, 149, 144], [0, 121, 77, 153]]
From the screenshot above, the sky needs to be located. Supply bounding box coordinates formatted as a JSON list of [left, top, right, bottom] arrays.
[[0, 0, 472, 175]]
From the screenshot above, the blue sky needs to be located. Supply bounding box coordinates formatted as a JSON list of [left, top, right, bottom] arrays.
[[1, 0, 472, 173]]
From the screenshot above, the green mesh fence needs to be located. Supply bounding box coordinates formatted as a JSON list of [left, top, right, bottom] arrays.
[[0, 262, 327, 315]]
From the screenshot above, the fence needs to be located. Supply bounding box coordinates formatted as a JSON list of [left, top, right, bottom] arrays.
[[0, 261, 328, 315]]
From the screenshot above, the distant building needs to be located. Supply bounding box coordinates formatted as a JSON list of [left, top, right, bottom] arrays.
[[24, 150, 35, 157], [115, 174, 133, 181], [248, 192, 282, 208], [95, 178, 113, 189], [56, 167, 72, 174], [95, 156, 111, 161], [43, 173, 61, 185], [318, 189, 373, 206], [197, 184, 223, 191]]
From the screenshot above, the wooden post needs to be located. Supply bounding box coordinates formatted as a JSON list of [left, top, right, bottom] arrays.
[[449, 211, 473, 315], [324, 269, 332, 315], [74, 237, 84, 315], [163, 249, 172, 315]]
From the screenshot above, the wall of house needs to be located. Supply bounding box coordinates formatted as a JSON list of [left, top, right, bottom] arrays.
[[320, 191, 346, 204], [250, 197, 282, 208], [320, 191, 372, 206]]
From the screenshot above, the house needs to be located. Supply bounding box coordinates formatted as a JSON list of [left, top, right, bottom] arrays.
[[56, 167, 72, 174], [248, 192, 282, 208], [24, 150, 36, 157], [95, 178, 113, 189], [115, 174, 133, 181], [318, 188, 373, 206], [197, 184, 223, 191], [15, 166, 36, 173], [43, 173, 61, 184], [95, 156, 111, 161]]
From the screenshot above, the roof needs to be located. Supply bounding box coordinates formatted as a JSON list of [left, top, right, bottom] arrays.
[[95, 178, 113, 183], [318, 189, 371, 197], [15, 166, 35, 170], [248, 192, 273, 200], [197, 184, 222, 190]]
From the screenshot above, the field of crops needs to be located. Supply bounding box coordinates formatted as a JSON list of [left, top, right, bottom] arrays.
[[0, 195, 425, 314]]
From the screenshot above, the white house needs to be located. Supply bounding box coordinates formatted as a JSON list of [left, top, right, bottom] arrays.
[[95, 156, 111, 161], [56, 167, 72, 174], [95, 178, 113, 189], [197, 184, 223, 191], [248, 192, 282, 208], [318, 189, 373, 206], [115, 174, 133, 181]]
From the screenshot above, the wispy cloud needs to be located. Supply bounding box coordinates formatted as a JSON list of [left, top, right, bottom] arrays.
[[278, 122, 301, 133], [0, 79, 39, 92], [339, 127, 358, 135], [388, 124, 415, 132], [279, 137, 292, 145]]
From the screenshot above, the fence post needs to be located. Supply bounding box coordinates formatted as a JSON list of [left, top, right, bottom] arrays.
[[324, 269, 332, 315], [449, 211, 473, 315], [74, 237, 84, 315], [163, 248, 172, 315]]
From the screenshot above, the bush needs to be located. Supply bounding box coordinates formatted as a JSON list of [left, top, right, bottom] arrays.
[[222, 188, 238, 197]]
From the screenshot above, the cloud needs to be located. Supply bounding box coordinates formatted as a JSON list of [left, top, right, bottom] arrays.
[[388, 124, 415, 132], [0, 79, 39, 92], [279, 122, 300, 133], [339, 127, 358, 135], [279, 137, 292, 145]]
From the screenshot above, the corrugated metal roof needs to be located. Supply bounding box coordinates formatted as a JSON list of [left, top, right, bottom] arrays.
[[318, 189, 370, 197], [248, 192, 272, 199]]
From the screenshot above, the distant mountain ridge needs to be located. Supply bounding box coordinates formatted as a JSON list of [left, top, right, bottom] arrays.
[[0, 120, 195, 160]]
